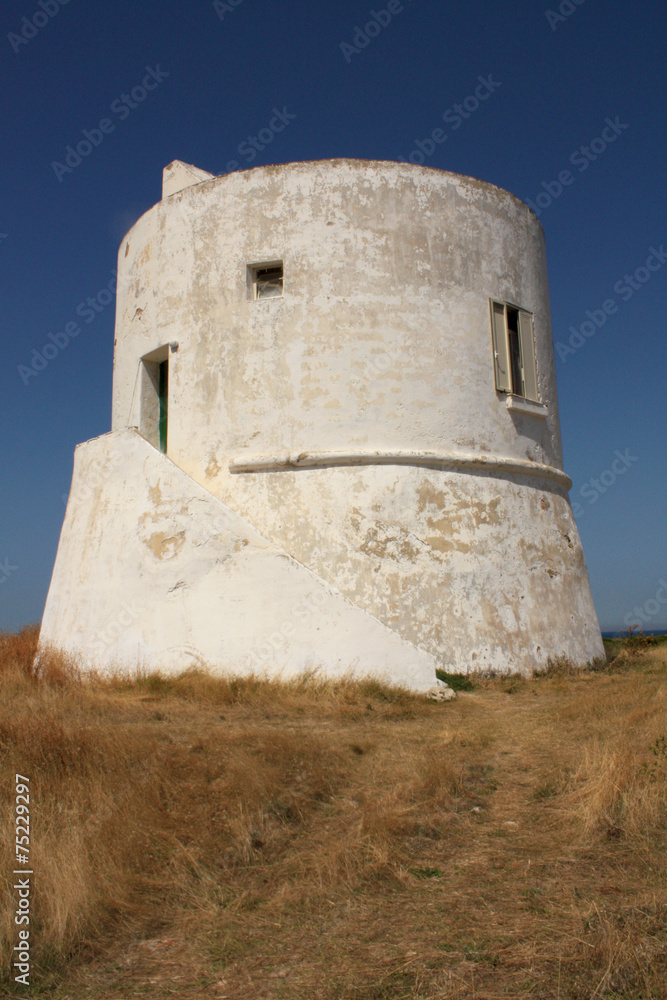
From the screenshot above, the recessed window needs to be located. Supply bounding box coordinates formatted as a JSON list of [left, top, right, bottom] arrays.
[[248, 261, 283, 300], [490, 300, 539, 401], [158, 359, 168, 454], [139, 346, 170, 453]]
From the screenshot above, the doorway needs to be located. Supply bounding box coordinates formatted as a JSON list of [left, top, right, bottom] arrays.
[[139, 346, 170, 453]]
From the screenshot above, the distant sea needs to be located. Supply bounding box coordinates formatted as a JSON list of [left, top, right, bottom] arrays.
[[601, 630, 667, 639]]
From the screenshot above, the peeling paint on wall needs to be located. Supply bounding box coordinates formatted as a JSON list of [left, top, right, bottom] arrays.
[[40, 160, 603, 683]]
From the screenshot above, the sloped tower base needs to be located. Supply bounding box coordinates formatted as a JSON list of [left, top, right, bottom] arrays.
[[40, 160, 605, 683], [39, 431, 441, 691]]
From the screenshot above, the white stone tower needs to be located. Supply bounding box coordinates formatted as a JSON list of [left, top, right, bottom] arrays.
[[40, 159, 604, 688]]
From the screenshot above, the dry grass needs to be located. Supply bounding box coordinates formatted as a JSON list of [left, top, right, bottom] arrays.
[[0, 629, 666, 999]]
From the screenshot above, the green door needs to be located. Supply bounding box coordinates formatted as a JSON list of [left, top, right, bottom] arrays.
[[158, 359, 168, 454]]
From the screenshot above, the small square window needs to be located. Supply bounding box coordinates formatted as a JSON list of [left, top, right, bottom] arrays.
[[249, 262, 283, 300]]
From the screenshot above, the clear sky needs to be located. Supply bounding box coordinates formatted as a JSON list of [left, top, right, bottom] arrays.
[[1, 0, 665, 634]]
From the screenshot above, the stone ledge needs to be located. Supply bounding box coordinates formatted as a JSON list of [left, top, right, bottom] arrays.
[[505, 395, 548, 418], [229, 448, 571, 489]]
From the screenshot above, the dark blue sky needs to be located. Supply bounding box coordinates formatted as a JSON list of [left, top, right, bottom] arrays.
[[1, 0, 665, 633]]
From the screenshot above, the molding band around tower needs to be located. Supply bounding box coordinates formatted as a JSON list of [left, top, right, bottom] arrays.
[[229, 449, 572, 489]]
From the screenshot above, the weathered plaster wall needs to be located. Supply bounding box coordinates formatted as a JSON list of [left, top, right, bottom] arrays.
[[41, 430, 441, 689], [105, 159, 602, 674], [112, 159, 563, 475], [217, 464, 601, 675]]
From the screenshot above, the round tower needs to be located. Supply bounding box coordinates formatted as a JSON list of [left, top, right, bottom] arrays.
[[109, 158, 603, 674]]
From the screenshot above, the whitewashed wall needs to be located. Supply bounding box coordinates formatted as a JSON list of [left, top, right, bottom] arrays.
[[41, 160, 604, 679]]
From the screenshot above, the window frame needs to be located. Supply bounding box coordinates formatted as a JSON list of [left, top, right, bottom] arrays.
[[139, 345, 170, 452], [490, 299, 539, 402], [247, 260, 284, 301]]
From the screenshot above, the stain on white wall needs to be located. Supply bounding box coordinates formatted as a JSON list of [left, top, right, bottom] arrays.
[[40, 159, 604, 683]]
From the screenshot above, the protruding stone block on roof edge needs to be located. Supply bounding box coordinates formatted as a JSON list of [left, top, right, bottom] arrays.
[[162, 160, 214, 199]]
